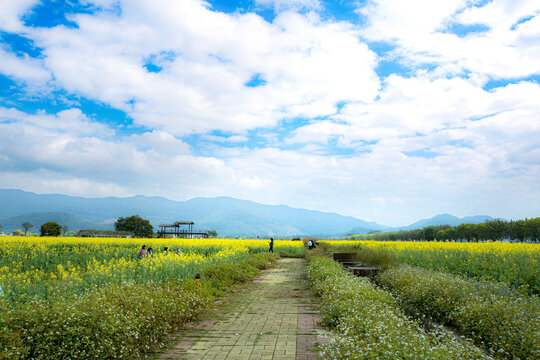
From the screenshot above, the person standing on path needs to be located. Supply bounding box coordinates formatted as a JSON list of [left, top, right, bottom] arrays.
[[269, 237, 274, 253]]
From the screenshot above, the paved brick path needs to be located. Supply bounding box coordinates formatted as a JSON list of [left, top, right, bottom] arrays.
[[158, 258, 329, 360]]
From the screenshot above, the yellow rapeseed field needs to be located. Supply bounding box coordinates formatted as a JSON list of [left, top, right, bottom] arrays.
[[329, 240, 540, 293], [0, 236, 303, 302]]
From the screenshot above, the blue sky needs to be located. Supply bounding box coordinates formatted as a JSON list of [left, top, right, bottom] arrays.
[[1, 0, 539, 226]]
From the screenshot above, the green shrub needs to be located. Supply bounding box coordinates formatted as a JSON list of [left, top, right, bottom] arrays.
[[0, 282, 209, 359], [306, 257, 492, 360], [246, 252, 279, 269], [378, 265, 540, 359], [201, 260, 259, 294], [355, 247, 398, 269], [0, 252, 278, 359]]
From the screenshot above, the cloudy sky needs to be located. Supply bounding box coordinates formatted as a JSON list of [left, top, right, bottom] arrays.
[[0, 0, 539, 226]]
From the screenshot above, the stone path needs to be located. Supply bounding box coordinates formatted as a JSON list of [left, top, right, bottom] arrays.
[[157, 258, 329, 360]]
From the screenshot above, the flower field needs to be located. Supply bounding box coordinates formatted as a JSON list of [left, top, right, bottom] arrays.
[[306, 256, 493, 360], [0, 236, 296, 359], [378, 265, 540, 359], [328, 240, 540, 294], [0, 237, 303, 302], [312, 240, 540, 359]]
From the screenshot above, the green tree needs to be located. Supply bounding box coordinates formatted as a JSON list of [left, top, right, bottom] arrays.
[[457, 223, 475, 242], [510, 220, 526, 242], [62, 225, 69, 236], [422, 226, 439, 241], [525, 217, 540, 243], [22, 222, 33, 236], [207, 230, 218, 238], [484, 219, 508, 241], [40, 222, 62, 236], [115, 215, 153, 238]]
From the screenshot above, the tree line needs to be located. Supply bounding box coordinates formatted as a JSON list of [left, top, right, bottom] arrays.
[[345, 217, 540, 242], [2, 215, 218, 238]]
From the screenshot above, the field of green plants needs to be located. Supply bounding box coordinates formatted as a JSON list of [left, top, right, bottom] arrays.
[[306, 257, 493, 360], [0, 237, 297, 359], [308, 241, 540, 359], [329, 240, 540, 295]]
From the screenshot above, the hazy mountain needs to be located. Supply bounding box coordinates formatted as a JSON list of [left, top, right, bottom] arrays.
[[0, 190, 502, 236], [0, 211, 114, 233], [389, 213, 498, 231], [0, 189, 386, 236]]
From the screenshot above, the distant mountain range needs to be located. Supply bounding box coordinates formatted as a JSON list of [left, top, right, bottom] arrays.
[[0, 189, 498, 236], [390, 213, 497, 231]]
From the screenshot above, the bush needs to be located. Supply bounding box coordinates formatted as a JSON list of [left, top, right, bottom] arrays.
[[306, 257, 492, 360], [355, 247, 397, 269], [0, 282, 209, 359], [0, 252, 278, 359], [202, 260, 259, 295], [246, 252, 279, 269], [378, 265, 540, 359]]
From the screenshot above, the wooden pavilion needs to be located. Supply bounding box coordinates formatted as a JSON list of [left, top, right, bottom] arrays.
[[157, 221, 209, 238]]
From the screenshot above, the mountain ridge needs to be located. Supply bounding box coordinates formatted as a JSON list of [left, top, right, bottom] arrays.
[[0, 189, 385, 236], [0, 189, 498, 236]]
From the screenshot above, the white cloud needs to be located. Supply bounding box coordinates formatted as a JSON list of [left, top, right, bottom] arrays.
[[0, 47, 50, 83], [0, 169, 131, 198], [0, 0, 38, 32], [1, 0, 539, 226], [360, 0, 540, 79], [18, 0, 378, 136]]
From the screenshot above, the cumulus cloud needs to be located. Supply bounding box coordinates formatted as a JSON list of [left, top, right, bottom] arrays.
[[0, 0, 39, 32], [359, 0, 540, 79], [0, 47, 50, 84], [0, 0, 539, 225], [13, 0, 378, 136]]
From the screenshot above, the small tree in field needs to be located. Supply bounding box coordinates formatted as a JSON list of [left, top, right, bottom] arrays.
[[22, 222, 33, 236], [41, 222, 62, 237], [115, 215, 153, 238], [62, 225, 69, 236]]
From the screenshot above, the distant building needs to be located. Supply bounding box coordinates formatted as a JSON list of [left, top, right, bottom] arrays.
[[157, 221, 209, 238]]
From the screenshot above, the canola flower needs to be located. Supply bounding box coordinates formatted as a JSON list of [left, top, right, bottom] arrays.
[[0, 237, 281, 359], [328, 240, 540, 294], [0, 237, 303, 303]]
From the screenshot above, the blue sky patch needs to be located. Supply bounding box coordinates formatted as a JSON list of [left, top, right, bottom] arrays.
[[0, 32, 43, 58], [402, 149, 440, 159], [22, 0, 97, 29], [441, 22, 490, 37], [320, 0, 366, 24], [143, 51, 177, 73], [375, 58, 413, 79], [483, 75, 540, 91], [0, 75, 18, 98], [245, 73, 267, 87], [510, 15, 537, 30], [143, 63, 162, 73], [209, 0, 276, 22]]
